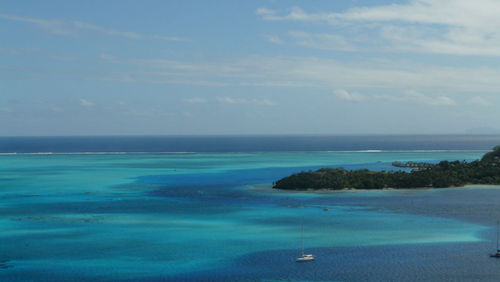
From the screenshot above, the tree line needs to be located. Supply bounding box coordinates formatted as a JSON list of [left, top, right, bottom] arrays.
[[273, 146, 500, 190]]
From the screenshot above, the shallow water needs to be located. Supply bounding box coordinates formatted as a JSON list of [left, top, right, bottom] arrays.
[[1, 151, 500, 281]]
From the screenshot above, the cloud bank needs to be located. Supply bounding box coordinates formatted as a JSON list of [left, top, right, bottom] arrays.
[[334, 89, 457, 106], [0, 13, 189, 41], [258, 0, 500, 56]]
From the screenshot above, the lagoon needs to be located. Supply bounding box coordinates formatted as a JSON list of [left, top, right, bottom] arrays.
[[1, 148, 500, 281]]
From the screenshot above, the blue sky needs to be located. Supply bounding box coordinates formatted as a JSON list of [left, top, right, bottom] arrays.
[[1, 0, 500, 136]]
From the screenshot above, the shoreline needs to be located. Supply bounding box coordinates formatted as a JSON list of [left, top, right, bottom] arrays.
[[251, 182, 500, 195]]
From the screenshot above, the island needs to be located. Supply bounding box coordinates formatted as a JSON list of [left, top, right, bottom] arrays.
[[273, 146, 500, 190]]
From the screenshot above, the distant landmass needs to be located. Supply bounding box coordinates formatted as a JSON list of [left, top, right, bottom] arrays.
[[273, 146, 500, 190]]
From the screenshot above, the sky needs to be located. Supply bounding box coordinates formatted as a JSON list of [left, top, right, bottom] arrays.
[[1, 0, 500, 136]]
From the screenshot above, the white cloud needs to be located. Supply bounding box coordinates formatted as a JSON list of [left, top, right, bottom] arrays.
[[151, 35, 191, 42], [257, 1, 500, 56], [216, 97, 276, 106], [258, 99, 277, 106], [334, 89, 456, 106], [79, 99, 95, 107], [9, 53, 500, 99], [182, 97, 207, 104], [467, 96, 491, 106], [257, 7, 324, 22], [334, 90, 366, 102], [100, 53, 242, 73], [72, 20, 142, 39], [264, 35, 284, 44], [0, 13, 189, 41], [217, 97, 248, 104], [288, 31, 356, 51], [376, 90, 456, 106], [0, 13, 74, 35], [256, 8, 278, 19]]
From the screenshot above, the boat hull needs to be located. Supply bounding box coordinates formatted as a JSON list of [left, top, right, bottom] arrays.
[[296, 255, 315, 262]]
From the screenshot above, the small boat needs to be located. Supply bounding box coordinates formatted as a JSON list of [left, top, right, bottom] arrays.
[[296, 224, 315, 262], [296, 253, 315, 262], [491, 251, 500, 258], [491, 221, 500, 258]]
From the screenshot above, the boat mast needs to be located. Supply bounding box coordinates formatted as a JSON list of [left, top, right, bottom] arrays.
[[497, 221, 499, 251], [301, 224, 304, 256]]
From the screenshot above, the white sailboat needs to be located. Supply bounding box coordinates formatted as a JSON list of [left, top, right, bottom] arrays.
[[296, 224, 315, 262], [491, 221, 500, 258]]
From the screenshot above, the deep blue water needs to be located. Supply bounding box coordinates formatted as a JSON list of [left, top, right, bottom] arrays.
[[2, 136, 500, 281], [2, 134, 500, 153]]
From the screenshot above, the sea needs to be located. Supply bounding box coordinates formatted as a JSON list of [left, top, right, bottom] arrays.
[[2, 135, 500, 281]]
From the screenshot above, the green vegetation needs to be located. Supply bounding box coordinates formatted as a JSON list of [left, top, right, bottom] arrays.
[[273, 146, 500, 190]]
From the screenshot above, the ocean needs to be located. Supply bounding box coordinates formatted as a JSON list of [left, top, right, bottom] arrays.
[[2, 135, 500, 281], [2, 135, 500, 153]]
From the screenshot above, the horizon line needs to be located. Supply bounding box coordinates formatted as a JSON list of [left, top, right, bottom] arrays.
[[2, 133, 500, 138]]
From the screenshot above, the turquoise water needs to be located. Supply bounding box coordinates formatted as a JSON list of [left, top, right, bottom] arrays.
[[2, 151, 500, 281]]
